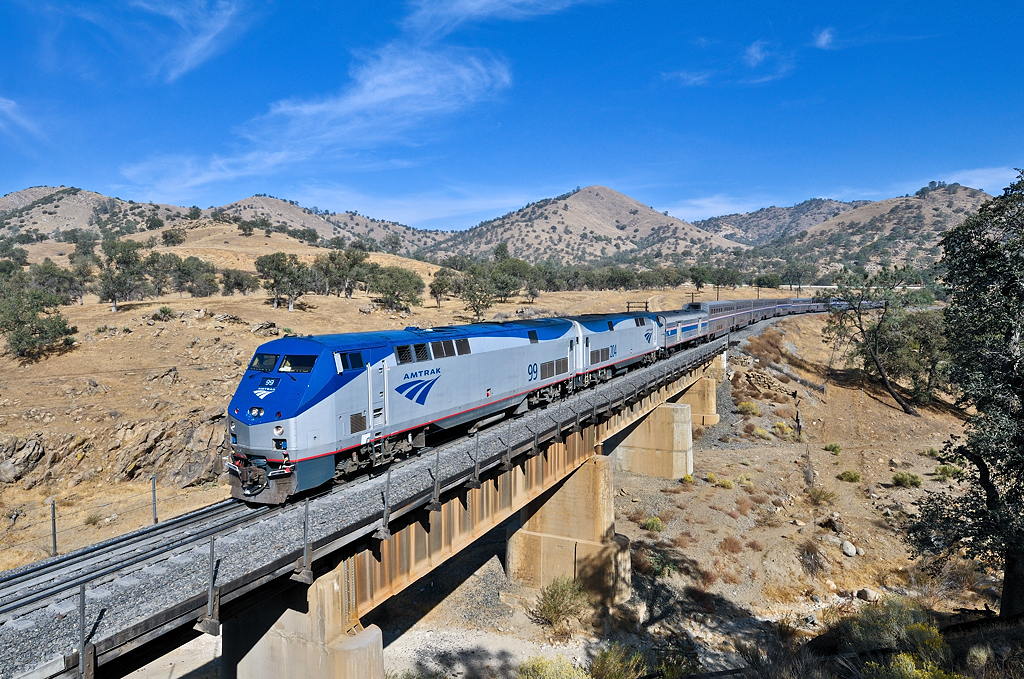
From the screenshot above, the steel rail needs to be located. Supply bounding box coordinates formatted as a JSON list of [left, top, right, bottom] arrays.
[[0, 500, 240, 596]]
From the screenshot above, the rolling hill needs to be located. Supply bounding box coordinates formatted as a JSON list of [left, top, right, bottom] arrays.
[[420, 186, 744, 264], [747, 183, 991, 273], [692, 197, 871, 245], [0, 181, 994, 275]]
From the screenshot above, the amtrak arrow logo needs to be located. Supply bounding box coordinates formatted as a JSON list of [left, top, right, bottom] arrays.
[[644, 330, 654, 343], [395, 376, 441, 405]]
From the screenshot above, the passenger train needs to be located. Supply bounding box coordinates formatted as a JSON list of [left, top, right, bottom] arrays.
[[226, 297, 825, 503]]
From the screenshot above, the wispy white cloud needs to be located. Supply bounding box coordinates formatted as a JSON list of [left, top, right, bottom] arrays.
[[743, 40, 768, 67], [404, 0, 589, 40], [813, 28, 835, 49], [662, 70, 714, 86], [121, 0, 577, 200], [0, 96, 43, 139], [662, 194, 776, 222], [129, 0, 247, 81], [739, 40, 794, 83], [945, 166, 1020, 195], [47, 1, 253, 82]]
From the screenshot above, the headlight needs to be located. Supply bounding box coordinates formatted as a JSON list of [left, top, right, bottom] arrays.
[[229, 422, 236, 432], [274, 425, 284, 436], [249, 407, 264, 418]]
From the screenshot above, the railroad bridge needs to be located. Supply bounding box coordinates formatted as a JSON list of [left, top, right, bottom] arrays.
[[1, 338, 727, 679]]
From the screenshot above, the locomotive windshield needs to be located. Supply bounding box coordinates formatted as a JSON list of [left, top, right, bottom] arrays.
[[279, 355, 317, 373], [248, 353, 279, 372]]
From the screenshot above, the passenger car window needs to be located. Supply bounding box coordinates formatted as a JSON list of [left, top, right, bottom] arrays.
[[249, 353, 279, 372], [279, 355, 317, 373]]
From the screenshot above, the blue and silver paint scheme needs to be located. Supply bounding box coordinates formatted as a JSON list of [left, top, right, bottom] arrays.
[[225, 298, 827, 504]]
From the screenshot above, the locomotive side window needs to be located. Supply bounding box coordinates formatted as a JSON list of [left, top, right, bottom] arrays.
[[455, 338, 471, 355], [396, 345, 414, 364], [280, 355, 317, 373], [333, 352, 365, 372], [249, 353, 279, 372], [414, 344, 431, 362], [430, 340, 457, 358], [528, 330, 538, 344]]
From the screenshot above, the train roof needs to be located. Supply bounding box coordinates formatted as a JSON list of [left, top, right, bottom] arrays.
[[253, 317, 575, 353]]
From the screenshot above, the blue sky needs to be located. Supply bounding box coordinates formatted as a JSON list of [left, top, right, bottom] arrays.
[[0, 1, 1021, 230]]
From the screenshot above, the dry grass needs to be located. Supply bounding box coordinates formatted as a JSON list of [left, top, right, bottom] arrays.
[[657, 508, 678, 523], [746, 328, 786, 364], [746, 539, 764, 551], [719, 536, 744, 554], [743, 422, 757, 435], [722, 570, 744, 585], [736, 496, 754, 516], [774, 405, 796, 419], [626, 508, 646, 525], [672, 532, 693, 549], [752, 493, 769, 504]]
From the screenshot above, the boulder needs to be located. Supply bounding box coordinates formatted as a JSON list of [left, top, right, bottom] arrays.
[[841, 541, 857, 557], [857, 588, 881, 602]]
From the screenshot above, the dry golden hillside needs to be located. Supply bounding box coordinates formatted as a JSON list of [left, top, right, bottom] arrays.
[[425, 185, 743, 265]]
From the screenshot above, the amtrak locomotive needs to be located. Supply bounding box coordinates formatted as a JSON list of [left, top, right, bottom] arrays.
[[225, 297, 825, 503]]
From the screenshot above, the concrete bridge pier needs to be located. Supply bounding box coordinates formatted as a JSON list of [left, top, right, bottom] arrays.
[[675, 376, 720, 427], [613, 402, 693, 479], [505, 455, 631, 604], [222, 567, 384, 679]]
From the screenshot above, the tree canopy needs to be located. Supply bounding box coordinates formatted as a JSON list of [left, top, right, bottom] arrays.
[[908, 172, 1024, 618]]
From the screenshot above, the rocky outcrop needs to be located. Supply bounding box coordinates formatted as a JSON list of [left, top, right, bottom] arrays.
[[0, 436, 46, 484], [0, 408, 227, 491]]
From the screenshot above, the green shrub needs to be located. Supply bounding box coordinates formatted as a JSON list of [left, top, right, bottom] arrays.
[[84, 513, 101, 526], [151, 306, 175, 321], [837, 470, 862, 482], [893, 472, 923, 488], [641, 517, 666, 532], [737, 401, 760, 416], [934, 465, 964, 482], [282, 327, 294, 335], [95, 325, 109, 334], [534, 576, 586, 630], [925, 447, 940, 458], [753, 427, 772, 441], [824, 443, 842, 454], [861, 652, 964, 679], [835, 598, 929, 654], [807, 487, 838, 505], [716, 478, 734, 489], [705, 472, 717, 484], [518, 656, 588, 679], [680, 474, 694, 485], [589, 643, 647, 679]]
